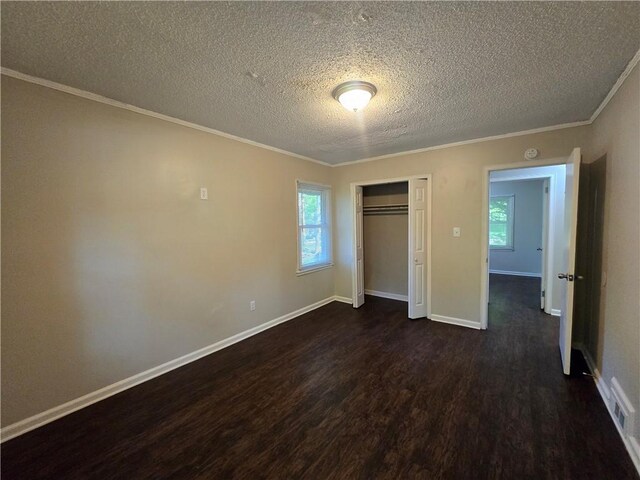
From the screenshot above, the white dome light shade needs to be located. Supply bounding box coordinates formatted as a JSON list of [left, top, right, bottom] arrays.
[[338, 89, 372, 112], [333, 81, 377, 112]]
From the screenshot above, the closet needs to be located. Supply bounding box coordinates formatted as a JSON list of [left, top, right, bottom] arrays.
[[362, 182, 409, 301]]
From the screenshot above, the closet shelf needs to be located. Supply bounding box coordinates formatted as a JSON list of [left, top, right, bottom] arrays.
[[363, 203, 409, 216]]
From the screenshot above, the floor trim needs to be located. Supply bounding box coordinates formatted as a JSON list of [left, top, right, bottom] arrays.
[[550, 309, 561, 317], [579, 346, 640, 475], [580, 345, 611, 400], [333, 295, 353, 304], [364, 289, 408, 302], [430, 314, 481, 330], [489, 269, 542, 278], [0, 295, 340, 443]]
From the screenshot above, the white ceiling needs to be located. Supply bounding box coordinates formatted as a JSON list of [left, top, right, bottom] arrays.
[[2, 2, 639, 165]]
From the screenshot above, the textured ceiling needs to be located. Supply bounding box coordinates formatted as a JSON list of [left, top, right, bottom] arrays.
[[2, 2, 639, 164]]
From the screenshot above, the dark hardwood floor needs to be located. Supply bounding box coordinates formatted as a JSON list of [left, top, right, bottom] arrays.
[[2, 275, 637, 479]]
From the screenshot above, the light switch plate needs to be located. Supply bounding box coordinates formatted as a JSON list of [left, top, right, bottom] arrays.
[[453, 227, 461, 237], [200, 187, 208, 200]]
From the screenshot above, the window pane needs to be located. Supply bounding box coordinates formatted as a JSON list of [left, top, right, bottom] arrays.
[[296, 182, 331, 271], [489, 198, 508, 222], [489, 223, 507, 246], [489, 195, 513, 249], [300, 227, 325, 266], [298, 191, 322, 226]]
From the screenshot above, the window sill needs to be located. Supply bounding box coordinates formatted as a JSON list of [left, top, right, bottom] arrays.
[[296, 263, 334, 276]]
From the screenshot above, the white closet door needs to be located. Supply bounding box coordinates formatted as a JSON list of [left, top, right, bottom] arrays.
[[353, 185, 365, 308], [408, 179, 428, 319]]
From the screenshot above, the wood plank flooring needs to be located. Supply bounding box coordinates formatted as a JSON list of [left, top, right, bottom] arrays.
[[2, 275, 637, 479]]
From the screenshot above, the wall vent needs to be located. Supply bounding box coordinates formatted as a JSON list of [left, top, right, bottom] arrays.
[[614, 402, 626, 429], [610, 377, 635, 437]]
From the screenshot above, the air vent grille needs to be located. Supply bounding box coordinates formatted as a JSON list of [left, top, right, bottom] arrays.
[[610, 377, 635, 437], [614, 402, 626, 429]]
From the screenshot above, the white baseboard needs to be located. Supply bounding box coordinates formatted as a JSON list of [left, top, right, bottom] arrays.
[[630, 437, 640, 474], [430, 314, 481, 330], [333, 295, 352, 304], [578, 346, 640, 475], [550, 309, 561, 317], [1, 295, 340, 443], [489, 269, 542, 278], [579, 346, 611, 400], [364, 289, 408, 302]]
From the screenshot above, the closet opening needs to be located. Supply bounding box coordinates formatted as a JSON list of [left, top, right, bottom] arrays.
[[362, 182, 409, 302], [351, 175, 431, 319]]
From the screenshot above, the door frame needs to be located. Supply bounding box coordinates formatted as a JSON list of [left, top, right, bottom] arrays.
[[350, 174, 432, 318], [480, 158, 565, 330]]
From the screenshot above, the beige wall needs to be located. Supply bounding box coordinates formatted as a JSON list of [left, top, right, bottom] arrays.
[[1, 76, 333, 427], [363, 183, 408, 296], [332, 127, 591, 323], [3, 63, 638, 444], [585, 63, 639, 440]]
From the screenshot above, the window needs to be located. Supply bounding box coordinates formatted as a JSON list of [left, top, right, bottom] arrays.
[[297, 181, 332, 273], [489, 195, 514, 249]]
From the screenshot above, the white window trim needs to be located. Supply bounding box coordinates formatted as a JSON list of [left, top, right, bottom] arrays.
[[489, 194, 515, 251], [296, 180, 333, 275]]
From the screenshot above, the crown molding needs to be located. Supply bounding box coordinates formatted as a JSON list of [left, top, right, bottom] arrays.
[[5, 46, 639, 169], [334, 48, 640, 168], [332, 120, 591, 167], [0, 68, 331, 167], [589, 47, 640, 123]]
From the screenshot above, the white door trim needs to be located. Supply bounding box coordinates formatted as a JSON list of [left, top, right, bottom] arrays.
[[480, 157, 566, 329], [350, 174, 432, 318]]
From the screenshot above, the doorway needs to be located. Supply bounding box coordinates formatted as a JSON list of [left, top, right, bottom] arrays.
[[573, 155, 606, 371], [488, 174, 554, 313], [480, 149, 582, 375], [351, 175, 431, 319], [482, 162, 567, 321]]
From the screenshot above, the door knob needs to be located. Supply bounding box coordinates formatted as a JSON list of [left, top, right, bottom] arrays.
[[537, 248, 543, 251], [558, 273, 575, 281], [558, 273, 568, 279]]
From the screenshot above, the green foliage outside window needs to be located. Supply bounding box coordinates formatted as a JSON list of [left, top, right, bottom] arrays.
[[489, 196, 514, 249], [297, 186, 331, 269]]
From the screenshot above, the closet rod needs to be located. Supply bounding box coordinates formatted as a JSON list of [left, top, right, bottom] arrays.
[[363, 203, 408, 209], [363, 204, 408, 216], [364, 211, 408, 216]]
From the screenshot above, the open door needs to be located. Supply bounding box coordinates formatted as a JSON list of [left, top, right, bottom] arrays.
[[558, 148, 581, 375], [408, 178, 428, 319], [353, 185, 365, 308]]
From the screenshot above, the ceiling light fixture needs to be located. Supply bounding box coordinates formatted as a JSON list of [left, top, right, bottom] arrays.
[[332, 80, 377, 112]]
